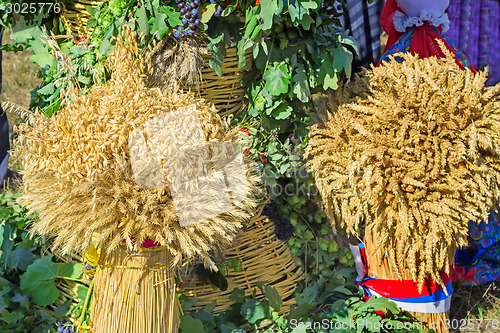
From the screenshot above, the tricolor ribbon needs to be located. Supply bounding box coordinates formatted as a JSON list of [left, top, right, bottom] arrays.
[[349, 243, 453, 313]]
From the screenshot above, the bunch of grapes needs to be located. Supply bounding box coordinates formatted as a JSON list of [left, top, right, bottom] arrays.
[[173, 0, 203, 38], [262, 200, 293, 240], [227, 258, 243, 272], [56, 321, 75, 333]]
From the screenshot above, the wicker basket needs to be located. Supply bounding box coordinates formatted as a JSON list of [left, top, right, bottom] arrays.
[[185, 46, 252, 117], [60, 0, 104, 37], [181, 213, 303, 316]]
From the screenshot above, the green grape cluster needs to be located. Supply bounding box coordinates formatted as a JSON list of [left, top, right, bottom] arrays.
[[93, 0, 128, 37], [338, 247, 355, 267], [227, 258, 243, 272], [273, 17, 299, 50]]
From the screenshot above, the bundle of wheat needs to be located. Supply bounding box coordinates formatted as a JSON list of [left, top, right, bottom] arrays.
[[306, 49, 500, 331], [16, 27, 262, 332]]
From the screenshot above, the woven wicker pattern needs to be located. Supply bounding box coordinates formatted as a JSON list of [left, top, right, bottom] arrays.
[[182, 213, 303, 315], [61, 0, 104, 37], [182, 46, 251, 117]]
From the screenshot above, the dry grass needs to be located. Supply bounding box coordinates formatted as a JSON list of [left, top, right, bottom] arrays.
[[0, 30, 39, 171], [451, 281, 500, 332]]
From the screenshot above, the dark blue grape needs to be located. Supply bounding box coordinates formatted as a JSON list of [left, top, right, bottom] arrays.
[[177, 26, 183, 30], [57, 327, 64, 333], [210, 0, 216, 3], [176, 0, 182, 3], [189, 17, 196, 23], [191, 8, 198, 16], [44, 64, 50, 70], [180, 32, 188, 38], [214, 10, 220, 17], [195, 18, 201, 26], [189, 23, 196, 30], [180, 8, 187, 14], [185, 12, 192, 18], [182, 17, 188, 25], [173, 30, 180, 37], [264, 200, 293, 240], [178, 2, 185, 8], [187, 29, 195, 35], [63, 329, 70, 333], [189, 1, 197, 8], [194, 0, 200, 5]]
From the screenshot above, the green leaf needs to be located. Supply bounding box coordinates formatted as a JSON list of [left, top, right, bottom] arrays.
[[98, 39, 115, 56], [20, 255, 60, 306], [179, 314, 204, 332], [263, 63, 290, 96], [181, 296, 199, 311], [201, 4, 217, 23], [69, 46, 88, 56], [36, 83, 56, 96], [288, 0, 307, 22], [161, 6, 182, 27], [270, 102, 293, 120], [292, 64, 310, 103], [4, 247, 37, 271], [30, 51, 56, 68], [136, 3, 150, 37], [257, 0, 280, 30], [230, 288, 245, 303], [0, 309, 24, 324], [331, 46, 353, 81], [57, 262, 84, 279], [240, 298, 271, 324], [298, 0, 320, 10], [299, 14, 315, 30], [264, 285, 282, 311], [149, 8, 170, 39], [318, 56, 339, 90], [10, 291, 30, 307]]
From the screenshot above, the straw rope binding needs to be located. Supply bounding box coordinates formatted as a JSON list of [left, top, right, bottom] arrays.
[[181, 212, 303, 316]]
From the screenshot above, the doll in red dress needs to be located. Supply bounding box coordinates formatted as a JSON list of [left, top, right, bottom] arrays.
[[379, 0, 475, 72]]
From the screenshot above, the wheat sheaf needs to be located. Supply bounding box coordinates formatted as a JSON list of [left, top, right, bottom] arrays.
[[306, 50, 500, 290], [16, 27, 262, 270]]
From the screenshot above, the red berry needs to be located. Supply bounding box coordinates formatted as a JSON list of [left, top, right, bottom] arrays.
[[255, 0, 259, 6]]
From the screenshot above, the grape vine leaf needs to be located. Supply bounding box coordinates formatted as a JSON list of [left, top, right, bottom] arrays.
[[0, 309, 24, 324], [292, 64, 310, 103], [136, 3, 150, 37], [149, 8, 170, 39], [20, 255, 60, 306], [4, 247, 37, 272], [318, 56, 339, 90], [263, 63, 290, 96], [10, 291, 30, 307], [240, 299, 271, 324], [179, 314, 204, 332], [264, 285, 282, 311], [270, 102, 293, 120], [331, 46, 353, 81], [257, 0, 280, 30], [201, 4, 217, 23]]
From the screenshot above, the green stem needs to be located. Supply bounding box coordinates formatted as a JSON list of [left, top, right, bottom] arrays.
[[78, 279, 94, 327], [56, 276, 88, 284]]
